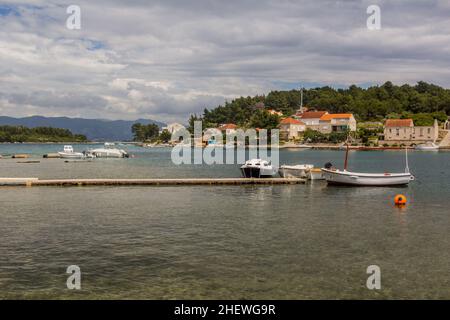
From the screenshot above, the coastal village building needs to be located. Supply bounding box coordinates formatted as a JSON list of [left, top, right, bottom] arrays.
[[202, 124, 238, 145], [163, 122, 185, 134], [267, 109, 283, 116], [297, 111, 328, 130], [383, 119, 439, 144], [318, 113, 357, 133], [202, 128, 222, 145], [162, 122, 186, 142], [295, 111, 356, 134], [279, 117, 306, 141], [294, 106, 309, 117], [217, 123, 238, 135]]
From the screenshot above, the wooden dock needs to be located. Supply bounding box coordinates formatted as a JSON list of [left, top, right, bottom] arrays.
[[0, 177, 305, 187]]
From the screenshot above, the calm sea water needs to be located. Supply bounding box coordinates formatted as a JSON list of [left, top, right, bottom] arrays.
[[0, 144, 449, 299]]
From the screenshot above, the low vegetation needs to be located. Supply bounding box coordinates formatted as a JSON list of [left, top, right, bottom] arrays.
[[131, 123, 171, 142], [0, 126, 87, 143]]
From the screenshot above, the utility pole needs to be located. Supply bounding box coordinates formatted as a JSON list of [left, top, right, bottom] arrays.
[[299, 87, 304, 114]]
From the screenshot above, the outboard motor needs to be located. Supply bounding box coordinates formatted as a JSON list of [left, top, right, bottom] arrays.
[[324, 162, 333, 169]]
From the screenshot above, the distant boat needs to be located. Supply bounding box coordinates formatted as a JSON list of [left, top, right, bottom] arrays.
[[89, 143, 129, 158], [279, 164, 313, 178], [240, 159, 277, 178], [322, 143, 414, 186], [415, 142, 439, 151], [58, 145, 85, 159]]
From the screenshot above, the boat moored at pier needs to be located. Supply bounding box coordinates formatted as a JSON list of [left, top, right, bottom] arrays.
[[240, 159, 278, 178], [321, 168, 414, 186], [322, 143, 414, 186], [279, 164, 313, 178]]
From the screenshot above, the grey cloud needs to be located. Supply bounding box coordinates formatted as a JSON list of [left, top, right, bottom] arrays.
[[2, 90, 108, 109], [1, 0, 450, 122]]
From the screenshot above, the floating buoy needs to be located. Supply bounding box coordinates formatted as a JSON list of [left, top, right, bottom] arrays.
[[394, 194, 407, 206]]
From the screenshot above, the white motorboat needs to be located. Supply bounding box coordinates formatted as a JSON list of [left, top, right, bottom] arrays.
[[321, 144, 414, 186], [240, 159, 277, 178], [279, 164, 313, 178], [415, 142, 439, 151], [58, 145, 85, 159], [89, 143, 129, 158]]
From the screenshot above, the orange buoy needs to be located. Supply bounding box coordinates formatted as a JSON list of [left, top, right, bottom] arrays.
[[394, 194, 407, 206]]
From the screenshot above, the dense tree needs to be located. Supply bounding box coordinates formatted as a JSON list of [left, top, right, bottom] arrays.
[[0, 126, 87, 143], [132, 123, 160, 141], [192, 82, 450, 128], [248, 110, 280, 129], [158, 129, 172, 143]]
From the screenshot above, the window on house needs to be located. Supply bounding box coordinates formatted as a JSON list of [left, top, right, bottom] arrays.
[[396, 129, 399, 136]]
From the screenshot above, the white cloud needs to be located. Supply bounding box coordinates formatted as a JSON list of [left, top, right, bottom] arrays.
[[0, 0, 449, 122]]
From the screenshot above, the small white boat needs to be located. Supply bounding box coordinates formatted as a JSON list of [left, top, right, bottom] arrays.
[[322, 144, 414, 186], [321, 168, 414, 186], [309, 168, 325, 180], [415, 142, 439, 151], [240, 159, 277, 178], [279, 164, 313, 178], [58, 145, 85, 159], [89, 143, 129, 158]]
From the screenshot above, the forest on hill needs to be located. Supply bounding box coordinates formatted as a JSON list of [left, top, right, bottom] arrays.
[[0, 126, 88, 143], [188, 81, 450, 130]]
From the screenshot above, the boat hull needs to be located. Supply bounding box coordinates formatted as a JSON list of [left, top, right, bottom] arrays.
[[241, 167, 275, 178], [58, 152, 85, 159], [321, 169, 413, 186], [309, 169, 324, 180], [279, 165, 312, 178], [90, 149, 128, 158], [415, 146, 439, 151]]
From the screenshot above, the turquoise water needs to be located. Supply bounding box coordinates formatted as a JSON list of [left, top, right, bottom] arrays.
[[0, 144, 449, 299]]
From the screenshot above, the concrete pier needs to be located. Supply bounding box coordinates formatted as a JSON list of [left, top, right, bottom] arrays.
[[0, 177, 305, 187]]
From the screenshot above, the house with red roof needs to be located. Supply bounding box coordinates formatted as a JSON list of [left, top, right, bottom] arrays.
[[296, 111, 328, 131], [217, 123, 238, 135], [296, 111, 356, 133], [383, 119, 439, 144], [318, 113, 357, 133], [279, 117, 306, 141]]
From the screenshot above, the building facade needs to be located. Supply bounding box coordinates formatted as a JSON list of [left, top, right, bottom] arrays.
[[297, 111, 328, 131], [318, 114, 357, 133], [383, 119, 439, 144], [162, 122, 186, 142], [217, 123, 238, 136], [279, 117, 306, 141]]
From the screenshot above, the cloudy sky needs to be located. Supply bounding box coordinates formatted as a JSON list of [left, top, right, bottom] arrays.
[[1, 0, 450, 123]]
